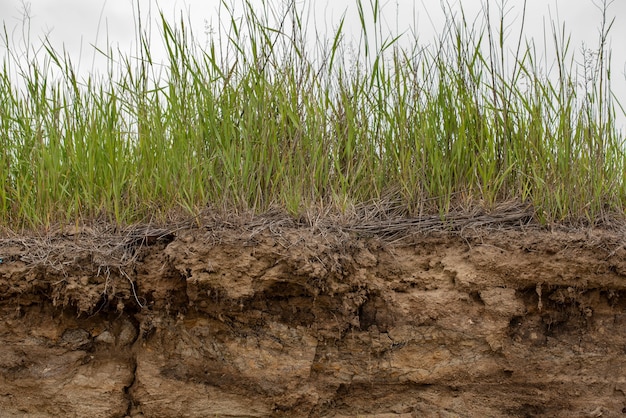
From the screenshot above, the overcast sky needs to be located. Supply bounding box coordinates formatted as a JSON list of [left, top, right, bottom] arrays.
[[1, 0, 625, 126]]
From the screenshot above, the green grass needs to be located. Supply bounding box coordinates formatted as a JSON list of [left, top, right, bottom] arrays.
[[0, 0, 624, 227]]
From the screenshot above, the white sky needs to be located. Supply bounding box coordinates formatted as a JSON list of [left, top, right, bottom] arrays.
[[1, 0, 625, 126]]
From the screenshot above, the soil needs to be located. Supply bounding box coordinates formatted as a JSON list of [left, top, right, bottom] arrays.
[[1, 211, 626, 417]]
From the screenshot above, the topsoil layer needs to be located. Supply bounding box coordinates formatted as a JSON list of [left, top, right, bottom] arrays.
[[1, 211, 626, 417]]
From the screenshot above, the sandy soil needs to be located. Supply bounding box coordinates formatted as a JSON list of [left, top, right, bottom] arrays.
[[1, 213, 626, 417]]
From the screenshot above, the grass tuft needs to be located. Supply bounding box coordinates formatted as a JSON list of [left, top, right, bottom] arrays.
[[0, 0, 624, 228]]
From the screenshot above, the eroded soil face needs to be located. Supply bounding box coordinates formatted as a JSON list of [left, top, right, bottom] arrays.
[[1, 218, 626, 417]]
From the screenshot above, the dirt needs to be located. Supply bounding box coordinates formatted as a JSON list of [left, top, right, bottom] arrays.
[[1, 214, 626, 417]]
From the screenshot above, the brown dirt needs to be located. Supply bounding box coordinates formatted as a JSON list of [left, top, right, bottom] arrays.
[[1, 212, 626, 417]]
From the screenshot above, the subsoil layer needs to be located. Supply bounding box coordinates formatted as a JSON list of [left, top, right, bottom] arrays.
[[1, 215, 626, 417]]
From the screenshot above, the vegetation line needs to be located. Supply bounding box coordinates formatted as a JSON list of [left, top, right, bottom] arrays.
[[0, 0, 624, 227]]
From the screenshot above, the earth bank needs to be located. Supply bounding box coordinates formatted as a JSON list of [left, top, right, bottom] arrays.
[[1, 214, 626, 417]]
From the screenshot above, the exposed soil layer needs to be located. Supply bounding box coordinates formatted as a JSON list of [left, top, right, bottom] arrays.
[[1, 216, 626, 417]]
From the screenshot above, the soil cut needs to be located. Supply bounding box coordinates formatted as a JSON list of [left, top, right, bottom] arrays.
[[1, 211, 626, 417]]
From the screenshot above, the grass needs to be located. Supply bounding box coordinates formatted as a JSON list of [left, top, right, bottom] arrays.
[[0, 0, 624, 228]]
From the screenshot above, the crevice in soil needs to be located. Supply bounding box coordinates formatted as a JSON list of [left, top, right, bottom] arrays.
[[123, 344, 139, 417]]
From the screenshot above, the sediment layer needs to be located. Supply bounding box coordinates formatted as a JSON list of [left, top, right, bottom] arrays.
[[1, 220, 625, 417]]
